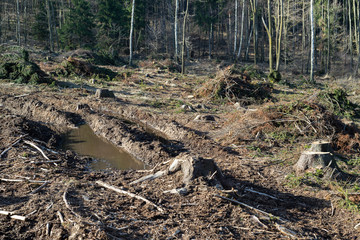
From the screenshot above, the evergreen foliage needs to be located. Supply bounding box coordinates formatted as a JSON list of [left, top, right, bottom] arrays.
[[96, 0, 126, 57], [32, 1, 48, 42], [59, 0, 95, 50]]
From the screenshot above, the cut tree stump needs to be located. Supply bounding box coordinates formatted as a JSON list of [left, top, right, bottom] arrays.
[[168, 153, 222, 185], [309, 140, 333, 152], [294, 151, 335, 173], [294, 141, 341, 178]]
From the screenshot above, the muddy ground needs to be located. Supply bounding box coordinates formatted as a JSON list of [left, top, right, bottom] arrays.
[[1, 53, 360, 239]]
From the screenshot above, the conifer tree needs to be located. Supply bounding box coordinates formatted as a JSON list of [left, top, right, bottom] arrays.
[[32, 1, 48, 43], [96, 0, 125, 56], [58, 0, 94, 50]]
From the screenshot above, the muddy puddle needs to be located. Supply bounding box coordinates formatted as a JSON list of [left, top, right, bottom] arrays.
[[62, 124, 145, 170]]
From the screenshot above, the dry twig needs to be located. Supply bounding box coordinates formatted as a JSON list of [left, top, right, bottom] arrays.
[[214, 194, 288, 222], [0, 135, 27, 158], [96, 180, 165, 212]]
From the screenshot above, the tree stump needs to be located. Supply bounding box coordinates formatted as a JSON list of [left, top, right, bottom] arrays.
[[309, 140, 332, 152], [294, 141, 340, 178], [95, 89, 115, 98], [168, 153, 222, 186], [294, 151, 335, 173]]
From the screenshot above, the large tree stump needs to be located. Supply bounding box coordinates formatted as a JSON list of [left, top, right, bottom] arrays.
[[168, 153, 222, 185], [294, 151, 335, 173], [294, 141, 340, 178]]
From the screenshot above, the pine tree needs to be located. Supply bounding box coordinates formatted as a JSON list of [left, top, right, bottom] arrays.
[[96, 0, 126, 56], [32, 1, 48, 43], [58, 0, 95, 50]]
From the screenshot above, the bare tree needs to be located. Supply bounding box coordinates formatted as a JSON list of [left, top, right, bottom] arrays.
[[174, 0, 179, 59], [16, 0, 21, 45], [181, 0, 189, 74], [129, 0, 135, 65], [310, 0, 315, 83]]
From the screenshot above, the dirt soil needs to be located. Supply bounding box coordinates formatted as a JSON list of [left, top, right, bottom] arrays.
[[1, 56, 360, 240]]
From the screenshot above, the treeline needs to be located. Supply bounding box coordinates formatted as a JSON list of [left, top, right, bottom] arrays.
[[0, 0, 359, 76]]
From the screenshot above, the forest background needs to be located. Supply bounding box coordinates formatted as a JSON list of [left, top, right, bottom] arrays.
[[1, 0, 360, 79]]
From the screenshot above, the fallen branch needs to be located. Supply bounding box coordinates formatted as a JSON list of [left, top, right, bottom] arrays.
[[63, 188, 83, 219], [57, 211, 64, 224], [275, 223, 299, 238], [28, 159, 62, 164], [244, 188, 281, 201], [0, 178, 47, 183], [214, 194, 288, 222], [23, 140, 50, 160], [129, 170, 167, 185], [0, 210, 26, 221], [96, 180, 164, 213], [30, 181, 49, 194], [0, 135, 27, 158]]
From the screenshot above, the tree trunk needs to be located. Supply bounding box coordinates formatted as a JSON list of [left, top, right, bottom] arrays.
[[302, 0, 306, 74], [209, 23, 213, 59], [46, 0, 54, 52], [181, 0, 189, 74], [233, 0, 238, 56], [174, 0, 179, 59], [348, 0, 353, 69], [310, 0, 315, 83], [16, 0, 21, 46], [275, 0, 283, 72], [237, 0, 245, 60], [262, 0, 272, 72], [326, 0, 331, 73], [129, 0, 135, 65], [250, 0, 257, 64]]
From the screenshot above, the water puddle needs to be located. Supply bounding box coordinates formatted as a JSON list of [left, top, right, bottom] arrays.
[[62, 124, 145, 170]]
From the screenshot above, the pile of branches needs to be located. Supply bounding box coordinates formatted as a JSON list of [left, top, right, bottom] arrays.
[[57, 57, 117, 79], [0, 48, 50, 84], [252, 101, 360, 154], [195, 65, 272, 105]]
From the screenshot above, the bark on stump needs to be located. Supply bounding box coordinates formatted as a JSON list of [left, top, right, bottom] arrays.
[[168, 153, 222, 186], [294, 141, 340, 178]]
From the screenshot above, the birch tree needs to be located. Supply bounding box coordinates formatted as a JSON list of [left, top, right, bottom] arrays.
[[236, 0, 245, 60], [129, 0, 135, 65]]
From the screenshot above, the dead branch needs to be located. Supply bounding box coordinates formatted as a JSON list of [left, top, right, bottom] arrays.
[[30, 181, 49, 194], [63, 188, 83, 219], [0, 134, 27, 158], [129, 170, 167, 185], [23, 140, 50, 160], [96, 180, 165, 213], [214, 194, 288, 222], [244, 188, 281, 201], [57, 211, 64, 224], [0, 210, 26, 221], [0, 178, 47, 183], [28, 160, 62, 164], [275, 223, 299, 238]]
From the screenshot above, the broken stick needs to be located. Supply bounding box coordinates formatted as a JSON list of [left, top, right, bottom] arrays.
[[96, 180, 164, 212], [30, 181, 49, 194], [214, 194, 288, 222], [0, 135, 27, 158], [0, 210, 26, 221], [23, 140, 50, 160]]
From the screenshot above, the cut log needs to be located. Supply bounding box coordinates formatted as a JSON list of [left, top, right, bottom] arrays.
[[309, 141, 333, 152], [294, 151, 336, 173]]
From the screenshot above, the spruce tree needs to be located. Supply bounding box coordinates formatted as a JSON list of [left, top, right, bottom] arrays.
[[96, 0, 126, 56], [58, 0, 94, 50], [32, 1, 48, 43]]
